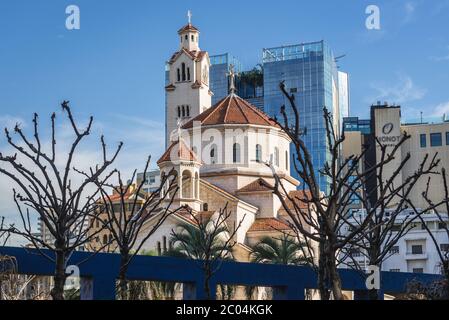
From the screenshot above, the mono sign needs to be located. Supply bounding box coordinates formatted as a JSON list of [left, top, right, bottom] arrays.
[[377, 122, 400, 146], [382, 123, 394, 135]]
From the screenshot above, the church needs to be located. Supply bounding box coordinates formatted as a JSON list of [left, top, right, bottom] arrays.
[[133, 18, 311, 262]]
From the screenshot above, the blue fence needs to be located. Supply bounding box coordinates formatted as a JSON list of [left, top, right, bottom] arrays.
[[0, 246, 441, 300]]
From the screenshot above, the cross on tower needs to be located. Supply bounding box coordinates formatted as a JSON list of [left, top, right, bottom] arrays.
[[227, 64, 238, 94], [187, 10, 192, 24]]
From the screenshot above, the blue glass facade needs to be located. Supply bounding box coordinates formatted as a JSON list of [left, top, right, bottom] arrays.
[[210, 53, 242, 104], [262, 41, 339, 193]]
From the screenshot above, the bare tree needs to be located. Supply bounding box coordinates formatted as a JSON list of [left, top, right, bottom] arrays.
[[268, 82, 438, 300], [0, 101, 121, 300], [169, 205, 244, 300], [412, 169, 449, 299], [0, 217, 12, 246], [92, 158, 184, 300]]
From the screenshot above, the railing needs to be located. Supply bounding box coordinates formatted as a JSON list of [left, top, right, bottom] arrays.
[[0, 246, 442, 300]]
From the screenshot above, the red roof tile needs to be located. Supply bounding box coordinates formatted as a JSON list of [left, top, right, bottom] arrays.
[[157, 139, 199, 165], [182, 94, 280, 129], [178, 23, 199, 34], [247, 218, 291, 232], [236, 178, 273, 193]]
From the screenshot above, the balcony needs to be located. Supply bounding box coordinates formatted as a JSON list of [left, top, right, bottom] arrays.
[[405, 252, 428, 260]]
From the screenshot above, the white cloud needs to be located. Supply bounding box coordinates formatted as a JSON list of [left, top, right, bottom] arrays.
[[431, 101, 449, 117], [368, 74, 427, 105], [429, 46, 449, 62]]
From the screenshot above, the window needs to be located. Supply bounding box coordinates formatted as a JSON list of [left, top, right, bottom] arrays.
[[163, 236, 167, 253], [420, 134, 426, 148], [186, 105, 190, 117], [413, 268, 424, 274], [285, 150, 289, 170], [389, 246, 400, 254], [439, 222, 448, 229], [446, 132, 449, 145], [177, 68, 181, 82], [191, 35, 194, 41], [184, 35, 188, 40], [290, 88, 297, 93], [177, 106, 181, 118], [391, 224, 401, 232], [157, 241, 161, 256], [181, 63, 186, 81], [210, 145, 217, 164], [187, 67, 191, 81], [430, 133, 442, 147], [411, 245, 423, 254], [274, 147, 279, 167], [255, 144, 262, 163], [103, 234, 108, 245], [389, 269, 400, 272], [233, 143, 241, 163], [203, 203, 208, 211], [182, 106, 185, 117], [440, 244, 449, 252]]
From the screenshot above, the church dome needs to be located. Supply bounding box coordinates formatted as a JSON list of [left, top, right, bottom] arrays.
[[182, 93, 280, 129]]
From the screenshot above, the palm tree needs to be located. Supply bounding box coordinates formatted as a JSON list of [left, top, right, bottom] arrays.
[[169, 208, 241, 299], [250, 235, 311, 266]]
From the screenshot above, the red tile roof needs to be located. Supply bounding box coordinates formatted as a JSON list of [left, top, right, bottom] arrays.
[[236, 178, 273, 193], [182, 94, 280, 129], [168, 49, 207, 64], [157, 139, 199, 165], [247, 218, 291, 232], [282, 190, 314, 211], [178, 23, 199, 34]]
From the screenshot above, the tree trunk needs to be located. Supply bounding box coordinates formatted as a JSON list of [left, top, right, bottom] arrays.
[[118, 253, 130, 300], [317, 242, 330, 300], [50, 251, 67, 300], [327, 252, 344, 300]]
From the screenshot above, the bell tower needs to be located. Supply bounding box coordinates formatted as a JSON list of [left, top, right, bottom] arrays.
[[165, 12, 212, 147]]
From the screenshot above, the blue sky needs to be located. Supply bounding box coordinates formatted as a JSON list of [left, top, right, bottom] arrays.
[[0, 1, 449, 233]]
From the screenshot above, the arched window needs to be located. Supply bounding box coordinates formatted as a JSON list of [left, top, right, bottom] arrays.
[[285, 150, 289, 170], [186, 105, 190, 117], [274, 147, 279, 167], [203, 203, 209, 211], [177, 106, 181, 118], [157, 241, 161, 256], [191, 35, 194, 41], [187, 67, 191, 81], [163, 236, 167, 253], [103, 234, 108, 245], [255, 144, 262, 163], [210, 145, 217, 164], [182, 106, 185, 117], [181, 63, 186, 81], [233, 143, 241, 163], [185, 35, 188, 40], [177, 68, 180, 82]]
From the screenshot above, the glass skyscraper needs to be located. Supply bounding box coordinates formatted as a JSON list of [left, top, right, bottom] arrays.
[[210, 53, 242, 104], [262, 41, 340, 193], [209, 41, 344, 193]]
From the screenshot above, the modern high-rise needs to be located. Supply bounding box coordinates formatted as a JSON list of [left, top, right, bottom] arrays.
[[262, 41, 341, 192], [209, 53, 242, 105], [207, 41, 346, 193]]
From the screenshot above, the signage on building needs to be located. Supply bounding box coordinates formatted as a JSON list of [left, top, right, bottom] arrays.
[[377, 122, 400, 147]]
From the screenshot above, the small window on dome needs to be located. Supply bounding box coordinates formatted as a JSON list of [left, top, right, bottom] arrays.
[[191, 35, 194, 42], [185, 35, 188, 40]]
